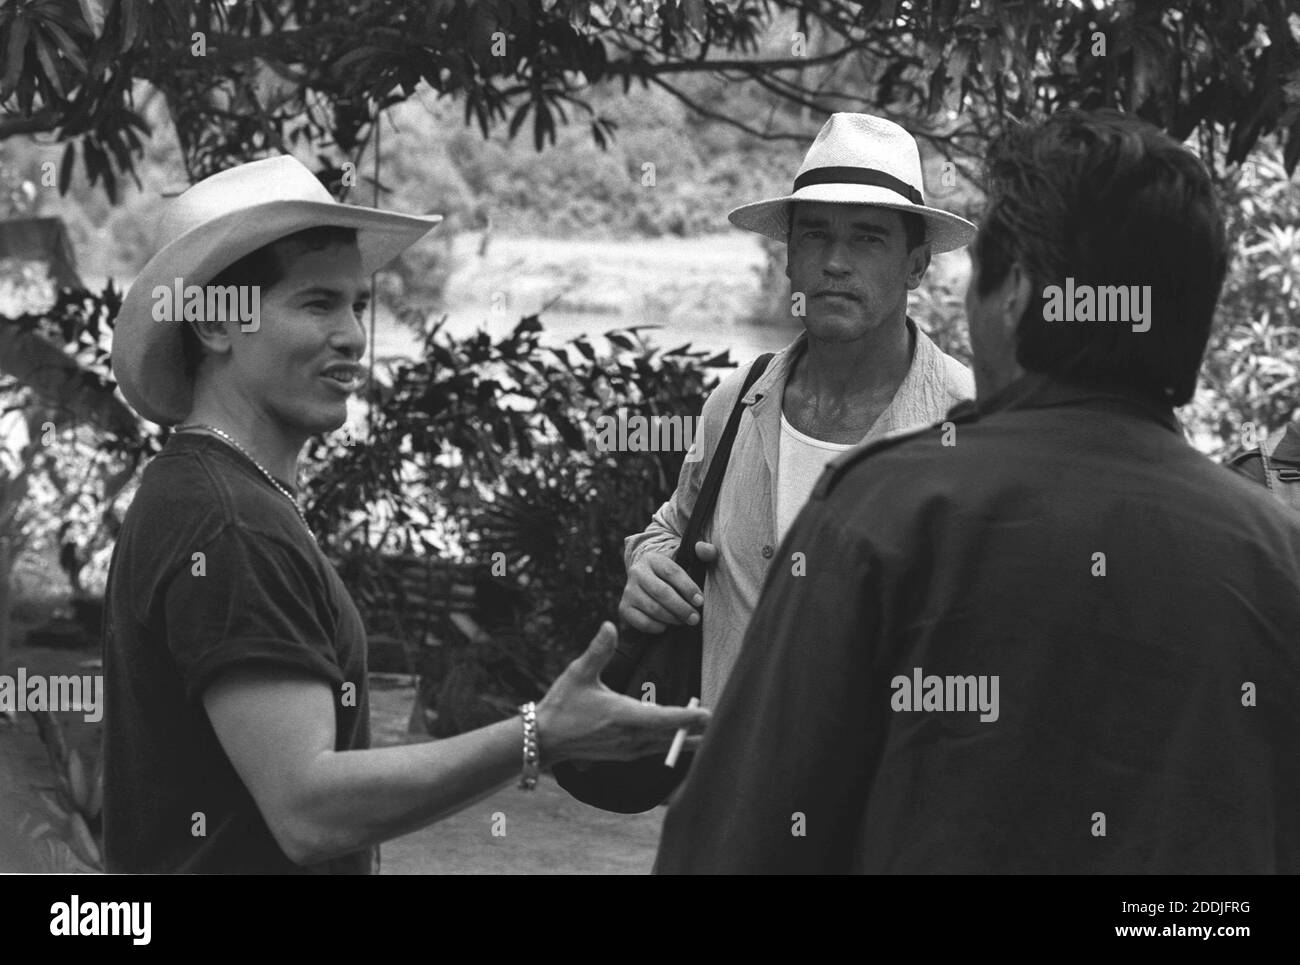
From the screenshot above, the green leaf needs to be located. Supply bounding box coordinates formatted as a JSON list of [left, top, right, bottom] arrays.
[[120, 0, 138, 54], [66, 749, 89, 811], [37, 789, 67, 821], [533, 99, 553, 151], [508, 100, 531, 139], [58, 140, 74, 193], [77, 0, 107, 38], [67, 811, 101, 868], [1, 15, 31, 98], [33, 34, 64, 97], [43, 19, 87, 74]]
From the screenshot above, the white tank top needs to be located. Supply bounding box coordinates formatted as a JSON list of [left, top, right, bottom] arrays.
[[776, 411, 856, 542]]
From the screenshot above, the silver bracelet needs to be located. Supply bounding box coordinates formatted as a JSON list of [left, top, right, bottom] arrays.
[[519, 702, 540, 791]]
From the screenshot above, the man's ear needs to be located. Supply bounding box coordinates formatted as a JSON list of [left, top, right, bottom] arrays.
[[190, 317, 232, 357], [906, 243, 932, 290], [999, 261, 1034, 335]]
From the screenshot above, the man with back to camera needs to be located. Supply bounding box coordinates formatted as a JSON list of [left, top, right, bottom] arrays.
[[655, 109, 1300, 874]]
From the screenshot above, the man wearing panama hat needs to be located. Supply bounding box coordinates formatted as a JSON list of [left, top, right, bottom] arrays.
[[658, 109, 1300, 874], [619, 113, 977, 710], [102, 155, 708, 873]]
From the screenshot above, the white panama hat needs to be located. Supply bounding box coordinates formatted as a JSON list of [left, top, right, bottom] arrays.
[[728, 112, 976, 253], [111, 154, 442, 426]]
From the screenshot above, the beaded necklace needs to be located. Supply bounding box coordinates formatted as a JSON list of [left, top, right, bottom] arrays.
[[174, 423, 311, 534]]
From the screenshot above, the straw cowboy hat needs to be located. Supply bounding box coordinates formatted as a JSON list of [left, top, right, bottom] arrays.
[[729, 112, 976, 253], [112, 154, 442, 426]]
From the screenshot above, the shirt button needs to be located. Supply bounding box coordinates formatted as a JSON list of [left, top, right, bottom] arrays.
[[761, 544, 774, 559]]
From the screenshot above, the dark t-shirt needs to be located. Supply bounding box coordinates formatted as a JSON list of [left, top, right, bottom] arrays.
[[102, 432, 372, 874]]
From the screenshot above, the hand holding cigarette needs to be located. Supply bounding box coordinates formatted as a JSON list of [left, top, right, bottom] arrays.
[[664, 697, 701, 767]]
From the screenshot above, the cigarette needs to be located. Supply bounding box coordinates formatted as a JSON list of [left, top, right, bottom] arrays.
[[664, 697, 700, 768]]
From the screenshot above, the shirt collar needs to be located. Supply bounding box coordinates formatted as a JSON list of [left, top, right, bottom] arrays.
[[742, 330, 807, 406], [971, 371, 1184, 435], [1271, 423, 1300, 463], [741, 317, 938, 411]]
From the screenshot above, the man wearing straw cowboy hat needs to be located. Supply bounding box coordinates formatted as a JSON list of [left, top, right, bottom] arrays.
[[102, 155, 708, 873], [620, 113, 977, 710]]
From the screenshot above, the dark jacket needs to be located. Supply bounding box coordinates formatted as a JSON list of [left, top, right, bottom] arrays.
[[654, 373, 1300, 874], [1228, 422, 1300, 511]]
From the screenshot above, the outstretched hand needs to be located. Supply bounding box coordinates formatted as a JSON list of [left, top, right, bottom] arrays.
[[535, 621, 711, 765]]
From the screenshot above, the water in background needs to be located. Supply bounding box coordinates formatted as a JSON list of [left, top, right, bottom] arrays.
[[371, 233, 803, 369]]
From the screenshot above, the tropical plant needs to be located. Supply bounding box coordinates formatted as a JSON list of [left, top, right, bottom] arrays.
[[26, 707, 103, 872], [303, 314, 733, 728], [0, 283, 158, 608], [1185, 146, 1300, 459]]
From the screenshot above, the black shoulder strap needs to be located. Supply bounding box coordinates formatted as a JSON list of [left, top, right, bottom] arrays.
[[674, 353, 775, 576]]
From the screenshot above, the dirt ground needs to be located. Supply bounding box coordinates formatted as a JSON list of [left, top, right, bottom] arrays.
[[366, 674, 666, 874], [0, 646, 666, 875]]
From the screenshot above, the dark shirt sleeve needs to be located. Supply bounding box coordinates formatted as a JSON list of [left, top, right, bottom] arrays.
[[654, 496, 885, 873], [163, 523, 345, 702]]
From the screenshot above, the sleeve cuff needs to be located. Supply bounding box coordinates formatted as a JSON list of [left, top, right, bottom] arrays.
[[184, 639, 348, 704]]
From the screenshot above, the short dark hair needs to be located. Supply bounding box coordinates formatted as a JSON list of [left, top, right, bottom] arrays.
[[973, 109, 1227, 406], [786, 206, 927, 251], [180, 225, 359, 379], [901, 211, 925, 252]]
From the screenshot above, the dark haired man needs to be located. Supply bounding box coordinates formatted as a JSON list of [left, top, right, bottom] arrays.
[[655, 109, 1300, 873], [619, 113, 975, 712], [103, 156, 708, 873]]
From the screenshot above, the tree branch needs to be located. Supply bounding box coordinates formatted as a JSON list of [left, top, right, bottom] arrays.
[[0, 109, 60, 139], [606, 45, 860, 78], [647, 75, 809, 141]]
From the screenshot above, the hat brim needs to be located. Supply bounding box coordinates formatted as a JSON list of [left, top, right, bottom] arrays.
[[113, 200, 441, 426], [729, 183, 976, 253]]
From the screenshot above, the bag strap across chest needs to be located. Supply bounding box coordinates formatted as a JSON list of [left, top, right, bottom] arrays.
[[674, 353, 775, 584]]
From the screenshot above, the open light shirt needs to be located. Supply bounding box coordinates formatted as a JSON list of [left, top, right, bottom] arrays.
[[625, 319, 974, 707]]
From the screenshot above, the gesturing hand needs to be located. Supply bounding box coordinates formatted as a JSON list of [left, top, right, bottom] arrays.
[[535, 621, 711, 765]]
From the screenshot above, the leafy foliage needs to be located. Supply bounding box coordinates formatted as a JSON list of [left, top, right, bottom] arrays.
[[1186, 146, 1300, 458], [0, 283, 158, 595], [27, 708, 104, 872], [302, 315, 733, 718], [4, 0, 1298, 202]]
